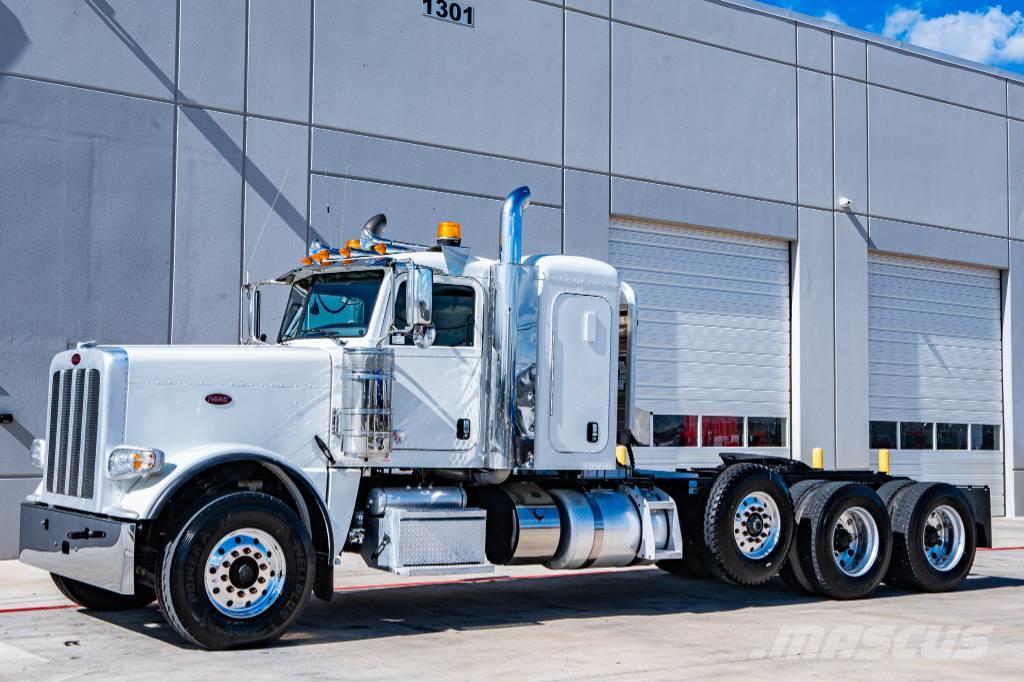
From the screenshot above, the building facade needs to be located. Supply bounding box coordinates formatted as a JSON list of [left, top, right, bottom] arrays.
[[1, 0, 1023, 557]]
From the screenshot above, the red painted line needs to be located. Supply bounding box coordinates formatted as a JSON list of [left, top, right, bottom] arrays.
[[978, 545, 1024, 552], [0, 603, 76, 615], [332, 567, 650, 594]]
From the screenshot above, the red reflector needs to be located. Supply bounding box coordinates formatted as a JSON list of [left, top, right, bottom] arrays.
[[71, 354, 81, 366]]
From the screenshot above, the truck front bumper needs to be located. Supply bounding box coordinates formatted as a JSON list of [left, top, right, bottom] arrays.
[[19, 502, 136, 595]]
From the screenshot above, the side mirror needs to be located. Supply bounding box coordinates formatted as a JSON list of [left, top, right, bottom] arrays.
[[241, 280, 289, 344], [406, 266, 433, 327], [251, 289, 262, 341], [404, 266, 435, 349]]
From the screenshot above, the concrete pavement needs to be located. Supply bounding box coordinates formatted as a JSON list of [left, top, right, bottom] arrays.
[[0, 520, 1022, 680]]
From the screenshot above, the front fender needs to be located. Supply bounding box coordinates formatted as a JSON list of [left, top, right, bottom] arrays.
[[115, 443, 343, 555]]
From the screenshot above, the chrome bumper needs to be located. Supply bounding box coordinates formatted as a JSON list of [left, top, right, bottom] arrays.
[[19, 502, 136, 595]]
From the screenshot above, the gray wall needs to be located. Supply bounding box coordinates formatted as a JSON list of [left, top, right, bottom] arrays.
[[2, 0, 1024, 555]]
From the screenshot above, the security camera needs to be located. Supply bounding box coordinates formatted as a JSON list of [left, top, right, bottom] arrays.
[[838, 197, 853, 211]]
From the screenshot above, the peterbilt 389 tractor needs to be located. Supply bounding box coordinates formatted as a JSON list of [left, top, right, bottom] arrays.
[[20, 187, 991, 649]]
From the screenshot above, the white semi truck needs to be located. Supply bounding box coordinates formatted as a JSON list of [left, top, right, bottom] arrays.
[[19, 187, 991, 649]]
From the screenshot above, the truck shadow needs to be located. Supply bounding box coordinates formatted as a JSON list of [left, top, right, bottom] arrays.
[[81, 568, 1024, 650]]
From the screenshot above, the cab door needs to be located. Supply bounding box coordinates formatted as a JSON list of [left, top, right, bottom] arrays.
[[389, 275, 483, 457]]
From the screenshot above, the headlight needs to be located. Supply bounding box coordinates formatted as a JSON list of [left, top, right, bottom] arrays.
[[108, 446, 164, 480], [30, 439, 45, 469]]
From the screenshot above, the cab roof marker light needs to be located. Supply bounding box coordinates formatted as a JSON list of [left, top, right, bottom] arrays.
[[437, 221, 462, 247]]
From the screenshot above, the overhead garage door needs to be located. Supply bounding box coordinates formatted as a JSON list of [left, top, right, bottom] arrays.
[[868, 254, 1005, 515], [610, 219, 791, 468]]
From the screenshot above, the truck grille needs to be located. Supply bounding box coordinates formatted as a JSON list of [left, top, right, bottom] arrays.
[[45, 368, 101, 499]]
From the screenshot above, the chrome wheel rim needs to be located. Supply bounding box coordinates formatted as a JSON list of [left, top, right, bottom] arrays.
[[204, 528, 286, 619], [923, 504, 966, 572], [733, 492, 782, 559], [830, 506, 879, 578]]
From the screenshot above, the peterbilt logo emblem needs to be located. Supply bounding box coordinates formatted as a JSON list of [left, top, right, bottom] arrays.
[[204, 393, 233, 406]]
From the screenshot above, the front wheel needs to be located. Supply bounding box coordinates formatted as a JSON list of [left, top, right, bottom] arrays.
[[52, 574, 155, 611], [156, 491, 315, 649]]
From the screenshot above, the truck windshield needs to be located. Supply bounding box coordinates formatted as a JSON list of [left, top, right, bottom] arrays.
[[278, 269, 386, 342]]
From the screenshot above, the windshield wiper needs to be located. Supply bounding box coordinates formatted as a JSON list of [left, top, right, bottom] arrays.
[[298, 329, 346, 344]]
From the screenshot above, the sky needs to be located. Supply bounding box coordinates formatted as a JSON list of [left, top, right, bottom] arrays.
[[760, 1, 1024, 72]]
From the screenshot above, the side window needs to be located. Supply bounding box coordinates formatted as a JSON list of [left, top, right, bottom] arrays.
[[394, 282, 476, 347]]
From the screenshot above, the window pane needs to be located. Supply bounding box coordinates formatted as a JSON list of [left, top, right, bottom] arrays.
[[653, 415, 698, 447], [702, 416, 744, 448], [900, 422, 934, 450], [869, 421, 898, 449], [971, 424, 1001, 451], [747, 417, 786, 447], [394, 282, 476, 347], [936, 423, 968, 450]]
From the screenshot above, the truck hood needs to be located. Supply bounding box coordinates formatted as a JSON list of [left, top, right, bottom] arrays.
[[121, 345, 333, 463]]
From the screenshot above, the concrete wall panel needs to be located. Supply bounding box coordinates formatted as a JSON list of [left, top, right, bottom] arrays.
[[1010, 120, 1024, 241], [247, 0, 310, 122], [0, 478, 42, 556], [868, 45, 1005, 115], [834, 77, 867, 213], [792, 208, 836, 464], [834, 211, 870, 469], [869, 218, 1009, 269], [242, 117, 309, 326], [798, 69, 833, 209], [610, 177, 797, 241], [1009, 82, 1024, 120], [0, 77, 173, 466], [833, 34, 865, 81], [612, 24, 797, 203], [0, 0, 176, 99], [564, 10, 610, 173], [311, 129, 562, 209], [612, 0, 795, 63], [311, 127, 565, 209], [797, 24, 831, 73], [309, 176, 563, 260], [868, 87, 1008, 236], [563, 170, 609, 261], [172, 108, 244, 344], [313, 0, 563, 165], [567, 0, 609, 17], [178, 0, 246, 111]]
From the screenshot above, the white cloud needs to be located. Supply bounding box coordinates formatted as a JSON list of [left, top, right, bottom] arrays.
[[882, 5, 1024, 66], [820, 11, 846, 26]]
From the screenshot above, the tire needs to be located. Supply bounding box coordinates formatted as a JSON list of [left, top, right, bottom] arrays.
[[703, 463, 794, 586], [877, 479, 917, 510], [886, 482, 976, 593], [778, 479, 827, 595], [52, 574, 155, 611], [795, 482, 892, 600], [156, 491, 315, 650]]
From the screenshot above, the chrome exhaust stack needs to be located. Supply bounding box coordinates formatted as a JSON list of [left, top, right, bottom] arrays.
[[487, 187, 535, 470], [499, 186, 531, 264]]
